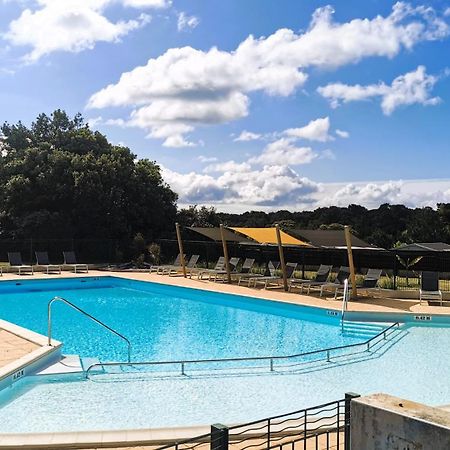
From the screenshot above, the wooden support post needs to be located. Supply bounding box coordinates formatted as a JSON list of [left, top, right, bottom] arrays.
[[275, 225, 288, 291], [175, 223, 186, 278], [344, 225, 357, 299], [220, 224, 231, 283]]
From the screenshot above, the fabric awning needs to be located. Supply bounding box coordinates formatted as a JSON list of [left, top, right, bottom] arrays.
[[230, 227, 311, 247], [188, 227, 254, 243]]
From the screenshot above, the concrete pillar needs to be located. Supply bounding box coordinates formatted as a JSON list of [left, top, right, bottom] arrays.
[[351, 393, 450, 450]]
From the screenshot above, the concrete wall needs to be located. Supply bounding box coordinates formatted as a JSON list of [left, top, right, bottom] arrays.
[[351, 393, 450, 450]]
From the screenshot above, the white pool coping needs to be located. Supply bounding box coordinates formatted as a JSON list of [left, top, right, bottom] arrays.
[[0, 424, 210, 449]]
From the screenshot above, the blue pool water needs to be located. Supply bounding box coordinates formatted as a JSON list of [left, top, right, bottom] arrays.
[[0, 276, 449, 433], [0, 277, 383, 363]]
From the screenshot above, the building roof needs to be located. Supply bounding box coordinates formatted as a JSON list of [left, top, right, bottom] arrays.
[[292, 229, 378, 249], [188, 227, 254, 243], [394, 242, 450, 252], [230, 227, 311, 246]]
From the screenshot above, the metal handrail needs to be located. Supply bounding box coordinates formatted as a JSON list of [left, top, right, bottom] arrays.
[[341, 278, 349, 329], [48, 296, 131, 362], [85, 321, 400, 378]]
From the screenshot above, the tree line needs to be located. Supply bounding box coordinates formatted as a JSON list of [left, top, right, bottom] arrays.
[[177, 204, 450, 249]]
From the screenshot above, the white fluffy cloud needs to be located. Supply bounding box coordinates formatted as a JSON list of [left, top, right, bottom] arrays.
[[321, 181, 403, 207], [203, 160, 252, 174], [88, 2, 449, 146], [3, 0, 170, 62], [166, 168, 450, 211], [335, 129, 350, 138], [318, 179, 450, 210], [197, 155, 218, 163], [284, 117, 333, 142], [162, 164, 319, 207], [177, 11, 199, 31], [234, 130, 262, 142], [318, 65, 441, 114], [249, 138, 317, 166]]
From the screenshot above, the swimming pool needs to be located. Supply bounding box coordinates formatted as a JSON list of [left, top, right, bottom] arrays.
[[0, 277, 383, 363], [0, 276, 449, 434]]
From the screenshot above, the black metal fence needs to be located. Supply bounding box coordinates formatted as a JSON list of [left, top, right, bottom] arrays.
[[156, 393, 359, 450], [3, 236, 450, 291], [157, 239, 450, 292]]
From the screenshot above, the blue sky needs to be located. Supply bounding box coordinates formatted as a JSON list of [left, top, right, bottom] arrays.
[[1, 0, 450, 212]]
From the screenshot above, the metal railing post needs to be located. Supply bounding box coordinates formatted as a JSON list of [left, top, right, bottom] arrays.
[[48, 296, 132, 362], [344, 392, 360, 450], [303, 409, 307, 450], [393, 254, 398, 290], [211, 423, 229, 450]]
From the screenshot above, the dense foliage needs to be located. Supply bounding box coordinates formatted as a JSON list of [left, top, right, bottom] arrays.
[[178, 204, 450, 249], [0, 110, 177, 241]]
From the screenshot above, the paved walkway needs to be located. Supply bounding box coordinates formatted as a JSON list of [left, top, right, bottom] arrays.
[[0, 328, 39, 368]]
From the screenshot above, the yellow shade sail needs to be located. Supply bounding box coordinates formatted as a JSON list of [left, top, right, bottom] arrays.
[[230, 227, 311, 246]]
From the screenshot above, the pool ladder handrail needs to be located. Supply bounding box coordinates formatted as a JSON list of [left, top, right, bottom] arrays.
[[341, 278, 349, 330], [47, 296, 131, 362], [85, 321, 400, 378]]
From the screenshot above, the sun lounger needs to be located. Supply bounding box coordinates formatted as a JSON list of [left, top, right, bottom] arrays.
[[301, 266, 349, 297], [151, 253, 185, 274], [35, 251, 61, 274], [8, 252, 33, 275], [419, 271, 443, 305], [251, 262, 298, 289], [288, 265, 332, 292], [214, 258, 256, 283], [209, 257, 241, 282], [63, 251, 88, 273], [195, 257, 226, 279], [247, 261, 279, 287], [335, 268, 382, 297], [356, 269, 383, 295], [320, 266, 350, 298], [162, 254, 200, 276], [229, 258, 263, 284]]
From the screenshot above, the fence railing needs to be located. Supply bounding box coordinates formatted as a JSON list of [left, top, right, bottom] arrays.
[[85, 322, 400, 378], [3, 236, 450, 291], [156, 393, 360, 450]]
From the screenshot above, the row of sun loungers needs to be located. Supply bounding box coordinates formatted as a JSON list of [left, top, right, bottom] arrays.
[[150, 255, 381, 296], [2, 251, 88, 275], [150, 253, 448, 305]]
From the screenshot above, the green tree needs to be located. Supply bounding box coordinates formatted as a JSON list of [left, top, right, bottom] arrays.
[[0, 110, 177, 241], [177, 205, 220, 227]]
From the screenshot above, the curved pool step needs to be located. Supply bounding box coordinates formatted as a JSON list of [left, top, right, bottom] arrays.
[[80, 357, 104, 374]]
